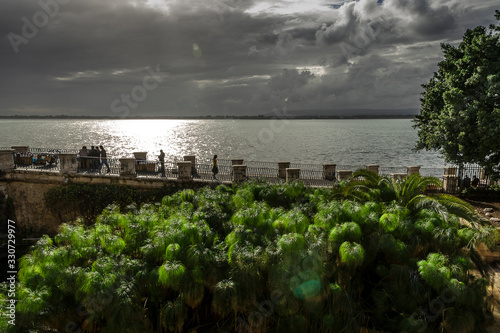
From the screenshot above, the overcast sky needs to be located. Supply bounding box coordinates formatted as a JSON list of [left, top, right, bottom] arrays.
[[0, 0, 498, 117]]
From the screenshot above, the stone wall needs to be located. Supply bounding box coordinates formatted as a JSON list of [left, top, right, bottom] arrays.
[[3, 180, 61, 236], [0, 170, 218, 237], [0, 148, 466, 238]]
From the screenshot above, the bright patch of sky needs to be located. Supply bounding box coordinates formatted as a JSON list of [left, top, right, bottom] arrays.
[[141, 0, 171, 13], [296, 66, 326, 76], [245, 0, 333, 15]]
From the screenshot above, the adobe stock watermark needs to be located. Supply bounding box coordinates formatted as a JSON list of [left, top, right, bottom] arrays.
[[400, 279, 467, 333], [64, 274, 137, 333], [7, 0, 71, 54], [213, 1, 232, 23], [244, 99, 290, 156], [5, 219, 17, 326], [237, 252, 324, 332], [110, 65, 167, 118], [64, 287, 112, 333]]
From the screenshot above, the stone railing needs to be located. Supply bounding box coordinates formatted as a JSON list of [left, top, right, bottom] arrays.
[[1, 146, 488, 192]]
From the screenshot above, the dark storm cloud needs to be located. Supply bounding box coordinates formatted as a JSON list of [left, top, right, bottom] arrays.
[[268, 69, 315, 92], [288, 27, 319, 42], [0, 0, 280, 115], [0, 0, 498, 116], [316, 0, 456, 49], [387, 0, 456, 37]]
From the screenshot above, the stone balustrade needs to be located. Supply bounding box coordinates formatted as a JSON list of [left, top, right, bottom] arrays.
[[58, 154, 78, 175], [337, 170, 353, 181], [407, 166, 421, 176], [119, 157, 136, 176], [0, 150, 15, 172], [444, 167, 457, 176], [442, 175, 459, 193], [322, 164, 336, 181], [177, 161, 192, 180], [278, 161, 290, 179], [183, 155, 197, 176], [11, 146, 29, 153], [1, 146, 490, 193], [286, 168, 300, 182], [133, 152, 147, 160], [232, 165, 247, 182], [366, 164, 379, 174], [442, 167, 459, 193], [391, 173, 407, 181]]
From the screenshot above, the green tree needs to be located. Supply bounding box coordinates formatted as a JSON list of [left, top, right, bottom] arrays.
[[414, 11, 500, 177]]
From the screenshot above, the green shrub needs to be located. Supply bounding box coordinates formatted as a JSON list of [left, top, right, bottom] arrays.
[[339, 241, 365, 268], [14, 179, 493, 332]]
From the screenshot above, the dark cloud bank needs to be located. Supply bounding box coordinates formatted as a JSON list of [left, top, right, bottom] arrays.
[[0, 0, 498, 117]]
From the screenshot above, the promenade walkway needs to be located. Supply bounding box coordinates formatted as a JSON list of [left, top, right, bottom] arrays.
[[1, 146, 493, 192]]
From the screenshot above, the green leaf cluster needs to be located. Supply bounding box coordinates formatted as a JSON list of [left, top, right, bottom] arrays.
[[8, 176, 496, 332]]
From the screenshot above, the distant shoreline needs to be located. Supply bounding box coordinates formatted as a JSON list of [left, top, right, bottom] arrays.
[[0, 114, 416, 120]]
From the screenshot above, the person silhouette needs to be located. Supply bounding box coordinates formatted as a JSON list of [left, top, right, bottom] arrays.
[[98, 146, 111, 173], [79, 146, 88, 169], [212, 155, 218, 180], [462, 174, 471, 189], [471, 175, 479, 187], [158, 149, 165, 177]]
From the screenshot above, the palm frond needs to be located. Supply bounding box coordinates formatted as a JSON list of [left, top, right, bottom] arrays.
[[180, 275, 205, 308], [272, 208, 309, 234], [329, 222, 362, 245], [16, 287, 50, 314], [352, 169, 381, 185], [212, 279, 237, 317], [166, 243, 182, 261], [416, 194, 486, 225], [339, 241, 365, 268], [158, 261, 186, 289], [161, 297, 187, 333], [278, 233, 306, 255], [399, 174, 441, 206], [417, 253, 451, 290]]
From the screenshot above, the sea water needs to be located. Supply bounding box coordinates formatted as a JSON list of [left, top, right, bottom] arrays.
[[0, 118, 445, 169]]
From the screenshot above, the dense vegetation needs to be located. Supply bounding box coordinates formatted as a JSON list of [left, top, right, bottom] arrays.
[[461, 185, 500, 200], [414, 11, 500, 178], [2, 172, 497, 332], [44, 183, 192, 223]]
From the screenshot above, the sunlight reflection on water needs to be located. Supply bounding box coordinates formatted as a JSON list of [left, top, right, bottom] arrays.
[[0, 118, 445, 167]]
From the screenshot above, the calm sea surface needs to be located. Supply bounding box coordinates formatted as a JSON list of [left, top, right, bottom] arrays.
[[0, 118, 445, 169]]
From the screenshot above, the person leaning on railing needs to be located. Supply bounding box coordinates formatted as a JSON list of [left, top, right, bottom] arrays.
[[78, 146, 88, 169]]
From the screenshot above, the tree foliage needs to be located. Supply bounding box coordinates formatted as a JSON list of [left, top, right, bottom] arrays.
[[414, 11, 500, 177]]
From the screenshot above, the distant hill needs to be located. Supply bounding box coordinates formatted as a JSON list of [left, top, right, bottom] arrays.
[[0, 108, 419, 119], [266, 108, 419, 117]]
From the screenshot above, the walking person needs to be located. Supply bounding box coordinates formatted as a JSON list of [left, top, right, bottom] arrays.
[[212, 155, 218, 180], [158, 149, 165, 177], [98, 145, 111, 173]]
